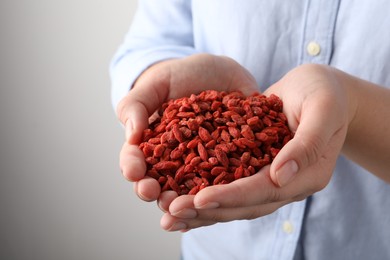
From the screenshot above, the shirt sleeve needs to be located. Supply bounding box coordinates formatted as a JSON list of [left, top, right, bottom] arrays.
[[109, 0, 198, 109]]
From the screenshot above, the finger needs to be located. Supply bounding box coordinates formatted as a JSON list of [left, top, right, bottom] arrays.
[[190, 166, 286, 209], [119, 142, 146, 181], [117, 89, 168, 144], [273, 126, 346, 198], [158, 191, 179, 212], [160, 212, 215, 232], [134, 177, 161, 202], [194, 202, 283, 222], [162, 202, 284, 231], [168, 195, 197, 218]]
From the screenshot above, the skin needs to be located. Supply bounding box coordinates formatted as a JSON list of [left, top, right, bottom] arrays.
[[116, 53, 390, 232]]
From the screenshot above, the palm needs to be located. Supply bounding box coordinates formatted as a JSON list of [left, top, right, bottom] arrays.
[[165, 54, 258, 100]]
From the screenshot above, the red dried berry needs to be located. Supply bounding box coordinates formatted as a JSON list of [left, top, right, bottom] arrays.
[[139, 90, 293, 195]]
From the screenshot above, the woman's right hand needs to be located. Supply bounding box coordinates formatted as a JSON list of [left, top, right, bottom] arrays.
[[116, 54, 259, 205]]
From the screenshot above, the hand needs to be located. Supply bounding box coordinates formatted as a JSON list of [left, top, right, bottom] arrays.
[[117, 53, 259, 202], [160, 64, 354, 231]]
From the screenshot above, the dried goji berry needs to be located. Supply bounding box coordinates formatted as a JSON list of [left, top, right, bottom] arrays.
[[139, 90, 293, 195]]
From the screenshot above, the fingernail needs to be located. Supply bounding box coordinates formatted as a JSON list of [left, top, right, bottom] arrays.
[[125, 119, 133, 141], [195, 202, 220, 210], [172, 209, 197, 219], [170, 222, 187, 231], [276, 160, 298, 187]]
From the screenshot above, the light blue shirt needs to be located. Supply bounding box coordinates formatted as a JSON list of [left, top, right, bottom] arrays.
[[110, 1, 390, 259]]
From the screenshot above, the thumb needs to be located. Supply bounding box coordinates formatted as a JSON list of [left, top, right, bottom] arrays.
[[117, 93, 150, 144], [116, 59, 173, 144], [269, 105, 336, 187], [116, 78, 170, 144]]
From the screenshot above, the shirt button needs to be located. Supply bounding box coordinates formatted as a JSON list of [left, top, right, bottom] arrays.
[[282, 220, 294, 234], [306, 41, 321, 56]]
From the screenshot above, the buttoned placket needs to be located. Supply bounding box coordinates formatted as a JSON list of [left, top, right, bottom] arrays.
[[299, 0, 340, 65], [268, 200, 306, 260], [268, 1, 342, 259]]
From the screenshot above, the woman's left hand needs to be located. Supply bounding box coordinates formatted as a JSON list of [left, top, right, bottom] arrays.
[[159, 64, 354, 231]]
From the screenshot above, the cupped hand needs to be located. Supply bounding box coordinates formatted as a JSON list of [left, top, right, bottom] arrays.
[[117, 53, 259, 202], [161, 64, 355, 231]]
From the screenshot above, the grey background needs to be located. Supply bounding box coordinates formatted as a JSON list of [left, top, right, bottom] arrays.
[[0, 0, 181, 259]]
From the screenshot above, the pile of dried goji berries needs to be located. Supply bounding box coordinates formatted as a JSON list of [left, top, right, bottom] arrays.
[[139, 90, 293, 195]]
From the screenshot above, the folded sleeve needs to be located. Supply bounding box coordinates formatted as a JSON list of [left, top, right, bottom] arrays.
[[109, 0, 198, 109]]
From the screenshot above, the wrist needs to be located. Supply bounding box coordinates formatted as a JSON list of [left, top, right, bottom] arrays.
[[334, 69, 359, 131]]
